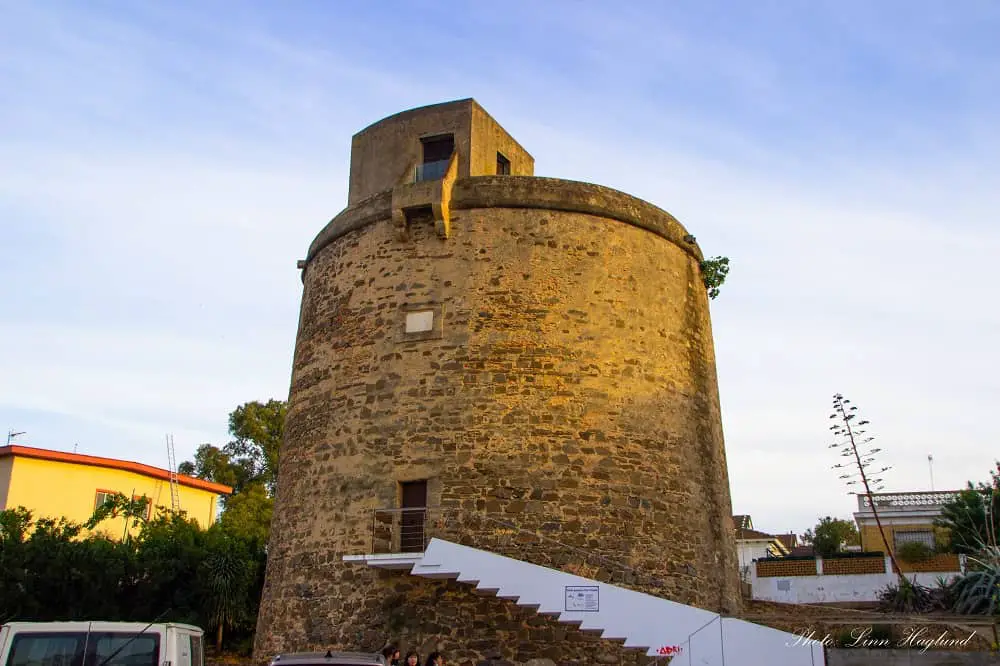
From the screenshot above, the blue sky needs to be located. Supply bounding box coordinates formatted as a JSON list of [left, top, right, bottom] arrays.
[[2, 1, 998, 535]]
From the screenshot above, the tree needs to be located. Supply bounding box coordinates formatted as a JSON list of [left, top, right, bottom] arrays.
[[200, 532, 258, 650], [179, 399, 286, 498], [935, 463, 1000, 555], [700, 256, 730, 300], [0, 509, 135, 622], [0, 503, 267, 652], [0, 507, 33, 621], [179, 444, 252, 495], [218, 483, 273, 545], [131, 510, 210, 624], [801, 516, 861, 557], [938, 466, 1000, 616], [227, 399, 285, 495]]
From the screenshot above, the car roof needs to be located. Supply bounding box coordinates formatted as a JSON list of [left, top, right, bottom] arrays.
[[270, 652, 385, 666], [0, 622, 201, 634]]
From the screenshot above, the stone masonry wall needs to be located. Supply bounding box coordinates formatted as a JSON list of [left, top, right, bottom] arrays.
[[254, 198, 739, 663]]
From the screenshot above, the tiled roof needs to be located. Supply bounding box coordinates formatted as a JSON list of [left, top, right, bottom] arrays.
[[736, 528, 775, 541], [775, 533, 798, 551], [0, 444, 233, 494], [732, 514, 752, 530]]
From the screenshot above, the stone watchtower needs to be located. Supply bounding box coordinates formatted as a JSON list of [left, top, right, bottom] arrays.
[[255, 99, 740, 663]]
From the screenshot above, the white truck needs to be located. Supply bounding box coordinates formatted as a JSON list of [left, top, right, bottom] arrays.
[[0, 621, 204, 666]]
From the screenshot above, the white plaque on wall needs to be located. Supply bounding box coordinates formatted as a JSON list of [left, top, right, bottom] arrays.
[[564, 585, 600, 612]]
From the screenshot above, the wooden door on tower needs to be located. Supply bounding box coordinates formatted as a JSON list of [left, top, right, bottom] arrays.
[[400, 480, 427, 553]]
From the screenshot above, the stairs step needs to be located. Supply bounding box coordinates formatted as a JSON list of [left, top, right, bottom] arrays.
[[346, 538, 826, 666]]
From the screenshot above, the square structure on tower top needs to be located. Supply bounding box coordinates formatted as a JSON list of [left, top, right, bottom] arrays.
[[347, 98, 534, 206]]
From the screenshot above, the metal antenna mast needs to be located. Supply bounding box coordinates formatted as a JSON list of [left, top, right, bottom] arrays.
[[166, 434, 181, 512], [928, 454, 934, 491]]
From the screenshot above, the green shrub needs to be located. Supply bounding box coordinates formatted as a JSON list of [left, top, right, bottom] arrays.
[[0, 505, 266, 649], [898, 541, 934, 563], [879, 578, 935, 612]]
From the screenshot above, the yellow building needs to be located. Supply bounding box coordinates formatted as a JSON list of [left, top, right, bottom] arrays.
[[853, 490, 959, 555], [0, 444, 232, 538]]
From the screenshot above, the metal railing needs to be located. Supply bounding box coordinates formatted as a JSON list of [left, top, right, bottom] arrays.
[[371, 507, 437, 553], [413, 159, 450, 182], [371, 507, 522, 555]]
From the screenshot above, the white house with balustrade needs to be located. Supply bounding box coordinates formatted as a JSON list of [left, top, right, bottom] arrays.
[[852, 490, 961, 556]]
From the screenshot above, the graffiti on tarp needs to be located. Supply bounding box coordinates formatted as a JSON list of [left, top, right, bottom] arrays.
[[657, 645, 684, 656]]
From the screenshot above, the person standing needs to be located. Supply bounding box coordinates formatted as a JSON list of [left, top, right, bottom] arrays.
[[381, 647, 401, 666]]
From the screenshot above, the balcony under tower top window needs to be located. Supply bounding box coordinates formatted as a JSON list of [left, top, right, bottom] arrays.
[[415, 134, 454, 182]]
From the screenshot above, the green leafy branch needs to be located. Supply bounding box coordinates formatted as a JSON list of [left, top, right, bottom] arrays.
[[700, 256, 730, 300], [85, 492, 153, 536]]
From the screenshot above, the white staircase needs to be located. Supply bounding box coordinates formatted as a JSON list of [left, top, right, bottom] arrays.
[[345, 538, 825, 665]]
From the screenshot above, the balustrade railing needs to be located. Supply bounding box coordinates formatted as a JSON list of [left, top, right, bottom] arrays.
[[413, 159, 450, 182], [857, 491, 959, 510]]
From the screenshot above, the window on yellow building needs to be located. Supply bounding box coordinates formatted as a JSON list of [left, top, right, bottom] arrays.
[[133, 495, 152, 521], [94, 490, 115, 512]]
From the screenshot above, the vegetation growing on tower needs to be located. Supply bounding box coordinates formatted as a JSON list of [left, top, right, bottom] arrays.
[[700, 256, 730, 300]]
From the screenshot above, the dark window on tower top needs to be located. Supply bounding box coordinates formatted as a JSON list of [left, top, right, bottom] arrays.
[[422, 134, 454, 163], [496, 152, 511, 175], [416, 135, 454, 182]]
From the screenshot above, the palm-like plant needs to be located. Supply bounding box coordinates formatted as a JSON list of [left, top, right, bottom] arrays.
[[201, 538, 254, 650], [877, 577, 957, 613], [951, 545, 1000, 615]]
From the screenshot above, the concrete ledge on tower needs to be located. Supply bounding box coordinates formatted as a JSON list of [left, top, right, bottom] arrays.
[[342, 552, 424, 570], [451, 176, 703, 261], [303, 174, 705, 270], [391, 151, 459, 240]]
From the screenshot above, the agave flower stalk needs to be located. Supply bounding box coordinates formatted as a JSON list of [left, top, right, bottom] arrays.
[[829, 393, 905, 583]]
